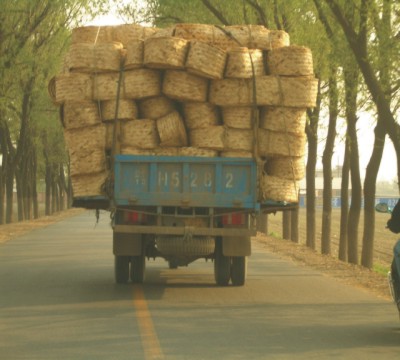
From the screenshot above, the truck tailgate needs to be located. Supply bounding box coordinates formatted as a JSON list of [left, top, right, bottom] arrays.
[[114, 155, 258, 209]]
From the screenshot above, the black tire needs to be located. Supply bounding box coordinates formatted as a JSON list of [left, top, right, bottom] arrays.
[[115, 256, 130, 284], [130, 253, 146, 283], [214, 238, 231, 286], [231, 256, 247, 286], [168, 260, 178, 269]]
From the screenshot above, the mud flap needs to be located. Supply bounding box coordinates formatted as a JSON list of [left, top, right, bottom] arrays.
[[113, 233, 142, 256], [222, 236, 251, 257], [394, 240, 400, 277]]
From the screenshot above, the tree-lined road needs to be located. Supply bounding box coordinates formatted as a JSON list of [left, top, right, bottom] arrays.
[[0, 212, 399, 359]]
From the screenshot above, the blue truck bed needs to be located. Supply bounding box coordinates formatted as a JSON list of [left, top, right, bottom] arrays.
[[114, 155, 259, 210]]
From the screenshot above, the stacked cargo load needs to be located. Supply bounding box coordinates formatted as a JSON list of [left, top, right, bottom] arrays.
[[49, 23, 318, 203]]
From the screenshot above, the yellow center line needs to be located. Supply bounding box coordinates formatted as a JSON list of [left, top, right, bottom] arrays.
[[133, 285, 164, 360]]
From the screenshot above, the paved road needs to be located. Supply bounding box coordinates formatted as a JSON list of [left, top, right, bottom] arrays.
[[0, 212, 399, 359]]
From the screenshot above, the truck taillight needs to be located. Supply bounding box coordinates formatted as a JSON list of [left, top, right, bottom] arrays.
[[123, 211, 147, 224], [222, 213, 246, 226]]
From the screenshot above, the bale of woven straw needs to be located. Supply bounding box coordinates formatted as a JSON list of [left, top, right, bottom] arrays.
[[139, 96, 176, 119], [47, 77, 58, 104], [125, 40, 144, 69], [157, 111, 188, 147], [71, 26, 114, 44], [121, 119, 159, 149], [163, 70, 208, 102], [224, 25, 270, 49], [268, 30, 291, 49], [64, 124, 106, 176], [154, 147, 179, 156], [113, 24, 157, 44], [265, 156, 305, 180], [225, 128, 253, 152], [222, 107, 255, 129], [186, 41, 227, 80], [258, 128, 306, 157], [120, 146, 155, 155], [71, 171, 108, 197], [144, 37, 189, 69], [220, 151, 253, 158], [149, 27, 176, 38], [92, 72, 121, 101], [69, 147, 106, 177], [209, 76, 318, 107], [260, 175, 299, 203], [55, 73, 92, 103], [124, 69, 161, 99], [183, 102, 220, 129], [189, 126, 225, 150], [179, 147, 218, 157], [267, 46, 313, 76], [63, 101, 101, 129], [101, 99, 138, 121], [66, 42, 123, 73], [174, 23, 215, 43], [260, 107, 306, 135], [225, 48, 265, 79]]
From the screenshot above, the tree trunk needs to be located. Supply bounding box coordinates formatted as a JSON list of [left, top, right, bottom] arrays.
[[339, 139, 350, 262], [32, 149, 39, 219], [362, 124, 385, 268], [5, 167, 14, 224], [305, 81, 321, 250], [321, 68, 338, 255]]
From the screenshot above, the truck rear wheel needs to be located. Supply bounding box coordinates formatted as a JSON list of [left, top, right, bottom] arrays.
[[130, 253, 146, 283], [231, 256, 247, 286], [214, 238, 231, 286], [115, 256, 130, 284]]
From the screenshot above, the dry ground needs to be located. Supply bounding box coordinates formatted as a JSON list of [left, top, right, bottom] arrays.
[[0, 207, 394, 301]]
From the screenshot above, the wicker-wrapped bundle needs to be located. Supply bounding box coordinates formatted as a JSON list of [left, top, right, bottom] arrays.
[[71, 25, 114, 44], [179, 147, 218, 157], [121, 119, 159, 149], [55, 73, 92, 103], [222, 107, 254, 129], [260, 107, 306, 135], [64, 124, 106, 176], [174, 23, 215, 43], [268, 30, 291, 49], [47, 77, 58, 104], [149, 27, 176, 38], [154, 147, 180, 156], [157, 111, 188, 147], [124, 69, 161, 99], [63, 101, 101, 129], [225, 129, 253, 152], [267, 45, 313, 76], [209, 76, 318, 107], [92, 72, 120, 101], [220, 151, 253, 158], [101, 99, 138, 121], [258, 128, 306, 157], [265, 157, 305, 180], [224, 25, 270, 49], [124, 40, 144, 69], [144, 37, 189, 69], [66, 42, 123, 73], [183, 102, 220, 129], [163, 70, 208, 102], [71, 172, 108, 197], [186, 41, 227, 79], [225, 48, 265, 79], [260, 175, 299, 203], [120, 146, 155, 155], [139, 96, 176, 119], [189, 126, 225, 150], [112, 24, 157, 44]]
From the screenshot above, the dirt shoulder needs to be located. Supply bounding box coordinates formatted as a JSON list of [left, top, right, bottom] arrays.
[[255, 232, 392, 301], [0, 208, 86, 244]]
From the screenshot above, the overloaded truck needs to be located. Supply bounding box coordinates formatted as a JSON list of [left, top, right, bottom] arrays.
[[50, 23, 317, 285]]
